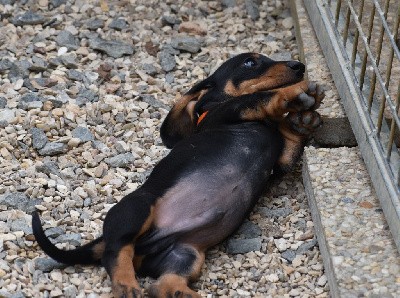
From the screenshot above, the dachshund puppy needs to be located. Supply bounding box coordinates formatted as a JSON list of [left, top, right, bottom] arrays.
[[32, 53, 324, 298]]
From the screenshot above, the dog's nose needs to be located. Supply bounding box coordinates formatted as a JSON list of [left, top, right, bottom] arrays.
[[286, 61, 305, 75]]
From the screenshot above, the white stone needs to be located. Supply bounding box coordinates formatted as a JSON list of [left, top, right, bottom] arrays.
[[58, 47, 68, 56]]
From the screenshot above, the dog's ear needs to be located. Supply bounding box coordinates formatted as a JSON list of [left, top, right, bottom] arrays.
[[160, 78, 211, 148]]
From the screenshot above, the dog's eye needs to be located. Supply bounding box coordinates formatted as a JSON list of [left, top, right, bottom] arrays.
[[243, 58, 257, 68]]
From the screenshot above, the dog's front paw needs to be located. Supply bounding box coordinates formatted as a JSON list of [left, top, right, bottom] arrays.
[[287, 110, 322, 135], [285, 81, 326, 112], [305, 81, 325, 110]]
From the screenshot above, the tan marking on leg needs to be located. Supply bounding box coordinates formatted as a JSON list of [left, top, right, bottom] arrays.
[[137, 206, 154, 238], [278, 121, 306, 169], [92, 240, 105, 260], [112, 244, 142, 297], [188, 250, 205, 281], [133, 255, 144, 271]]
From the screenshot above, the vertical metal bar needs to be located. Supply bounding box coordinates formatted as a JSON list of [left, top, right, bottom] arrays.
[[376, 0, 396, 133], [351, 0, 365, 68], [343, 0, 353, 47], [359, 5, 375, 90], [385, 4, 400, 159], [386, 83, 400, 160], [367, 0, 390, 115], [335, 0, 342, 25]]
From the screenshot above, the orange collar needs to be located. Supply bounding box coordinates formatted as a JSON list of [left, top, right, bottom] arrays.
[[197, 111, 209, 125]]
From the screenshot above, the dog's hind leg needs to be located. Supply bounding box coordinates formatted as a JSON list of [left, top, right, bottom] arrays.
[[146, 244, 204, 298], [101, 191, 156, 298]]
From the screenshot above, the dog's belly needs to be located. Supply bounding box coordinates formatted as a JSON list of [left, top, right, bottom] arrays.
[[152, 157, 270, 248]]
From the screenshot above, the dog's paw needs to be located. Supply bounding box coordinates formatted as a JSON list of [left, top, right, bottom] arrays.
[[287, 110, 322, 135], [113, 284, 143, 298], [305, 81, 326, 110], [148, 282, 201, 298], [286, 81, 326, 111]]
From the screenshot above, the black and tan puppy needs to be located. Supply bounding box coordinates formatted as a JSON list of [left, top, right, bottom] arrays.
[[32, 53, 324, 297]]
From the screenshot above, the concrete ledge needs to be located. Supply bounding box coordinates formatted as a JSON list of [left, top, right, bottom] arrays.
[[303, 147, 400, 297]]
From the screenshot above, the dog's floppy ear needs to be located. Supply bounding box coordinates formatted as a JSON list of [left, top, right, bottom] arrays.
[[160, 78, 211, 148]]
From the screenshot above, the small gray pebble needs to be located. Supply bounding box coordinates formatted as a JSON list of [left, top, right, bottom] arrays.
[[10, 219, 32, 234], [245, 0, 260, 21], [72, 126, 94, 142], [281, 249, 296, 263], [159, 51, 176, 72], [12, 11, 46, 26], [89, 37, 134, 58], [109, 18, 128, 30], [258, 206, 292, 218], [142, 63, 158, 76], [226, 238, 262, 254], [54, 233, 82, 246], [56, 30, 79, 51], [105, 153, 135, 168], [30, 127, 48, 150], [0, 97, 6, 109], [38, 142, 68, 156], [36, 161, 61, 176], [49, 0, 67, 9], [171, 36, 201, 53], [236, 221, 262, 239], [18, 93, 43, 110], [34, 258, 64, 272], [296, 238, 318, 254], [60, 53, 78, 69], [67, 69, 84, 81], [0, 58, 13, 72], [76, 88, 99, 106], [222, 0, 236, 8], [87, 18, 105, 30]]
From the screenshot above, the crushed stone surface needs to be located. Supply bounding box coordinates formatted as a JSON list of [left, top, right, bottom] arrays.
[[0, 0, 328, 297]]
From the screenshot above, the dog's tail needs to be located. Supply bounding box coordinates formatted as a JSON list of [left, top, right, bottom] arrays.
[[32, 211, 105, 265]]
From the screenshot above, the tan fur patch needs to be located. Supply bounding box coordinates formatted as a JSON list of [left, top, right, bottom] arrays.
[[112, 245, 140, 291], [92, 240, 106, 260], [277, 122, 305, 168], [138, 206, 154, 238], [149, 274, 201, 298], [241, 81, 310, 121]]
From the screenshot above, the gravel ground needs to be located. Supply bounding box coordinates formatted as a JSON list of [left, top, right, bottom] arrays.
[[0, 0, 328, 297]]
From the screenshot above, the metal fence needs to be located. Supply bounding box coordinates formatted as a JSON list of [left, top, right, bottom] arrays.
[[303, 0, 400, 251]]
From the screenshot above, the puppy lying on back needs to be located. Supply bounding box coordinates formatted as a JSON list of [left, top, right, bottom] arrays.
[[32, 53, 324, 298]]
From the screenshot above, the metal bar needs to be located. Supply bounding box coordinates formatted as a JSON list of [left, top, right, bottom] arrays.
[[359, 5, 375, 90], [351, 0, 365, 68], [386, 83, 400, 159], [342, 0, 352, 47], [345, 0, 400, 129], [335, 0, 342, 25], [377, 3, 400, 136], [367, 0, 389, 113], [371, 0, 400, 61]]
